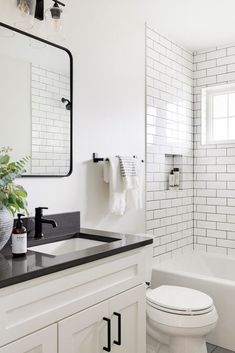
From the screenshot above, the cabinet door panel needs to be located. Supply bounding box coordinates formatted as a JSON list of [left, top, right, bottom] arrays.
[[110, 285, 146, 353], [58, 301, 109, 353], [0, 324, 57, 353]]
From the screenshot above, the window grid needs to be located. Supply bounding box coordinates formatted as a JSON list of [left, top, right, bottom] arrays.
[[207, 88, 235, 144]]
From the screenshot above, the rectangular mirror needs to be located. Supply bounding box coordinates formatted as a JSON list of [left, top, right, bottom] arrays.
[[0, 23, 73, 177]]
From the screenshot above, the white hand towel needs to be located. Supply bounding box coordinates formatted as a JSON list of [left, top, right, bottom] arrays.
[[119, 156, 139, 190], [127, 159, 144, 209], [103, 157, 126, 216]]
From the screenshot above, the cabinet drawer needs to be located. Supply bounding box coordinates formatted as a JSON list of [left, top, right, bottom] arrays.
[[0, 249, 145, 347]]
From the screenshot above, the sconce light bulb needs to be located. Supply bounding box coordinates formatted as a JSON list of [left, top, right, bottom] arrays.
[[49, 2, 63, 32], [18, 0, 30, 15], [52, 18, 61, 31]]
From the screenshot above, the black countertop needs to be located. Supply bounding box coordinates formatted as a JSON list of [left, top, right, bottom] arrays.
[[0, 218, 152, 289]]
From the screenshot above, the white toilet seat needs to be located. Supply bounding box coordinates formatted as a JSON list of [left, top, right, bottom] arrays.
[[147, 300, 214, 316], [146, 285, 218, 329], [146, 285, 214, 315]]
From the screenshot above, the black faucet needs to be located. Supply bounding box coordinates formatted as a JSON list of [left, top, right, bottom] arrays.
[[34, 207, 57, 239]]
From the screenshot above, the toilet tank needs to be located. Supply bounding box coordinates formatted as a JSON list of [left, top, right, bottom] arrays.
[[135, 233, 153, 284]]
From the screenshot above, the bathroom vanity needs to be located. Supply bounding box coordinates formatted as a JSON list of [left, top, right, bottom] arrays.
[[0, 212, 152, 353]]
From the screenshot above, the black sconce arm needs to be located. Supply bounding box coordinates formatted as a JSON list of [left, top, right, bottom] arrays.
[[35, 0, 44, 20]]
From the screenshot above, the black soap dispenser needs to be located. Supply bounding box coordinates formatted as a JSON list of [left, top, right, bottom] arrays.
[[12, 214, 27, 257]]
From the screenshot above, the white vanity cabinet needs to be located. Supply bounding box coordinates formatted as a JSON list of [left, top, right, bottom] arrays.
[[58, 285, 146, 353], [0, 325, 57, 353], [0, 249, 146, 353]]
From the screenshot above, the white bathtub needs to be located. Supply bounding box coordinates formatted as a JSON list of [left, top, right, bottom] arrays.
[[151, 252, 235, 351]]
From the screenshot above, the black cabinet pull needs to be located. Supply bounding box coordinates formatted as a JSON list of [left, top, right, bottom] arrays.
[[103, 317, 111, 352], [113, 312, 122, 346]]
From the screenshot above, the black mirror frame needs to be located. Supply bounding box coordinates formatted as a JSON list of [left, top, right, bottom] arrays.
[[0, 22, 73, 178]]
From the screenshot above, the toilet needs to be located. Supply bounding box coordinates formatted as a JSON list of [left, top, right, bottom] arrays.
[[143, 244, 218, 353]]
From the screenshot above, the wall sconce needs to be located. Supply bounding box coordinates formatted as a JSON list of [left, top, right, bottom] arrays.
[[16, 0, 65, 33], [17, 0, 31, 15], [17, 0, 44, 20], [16, 0, 37, 29], [47, 0, 65, 33]]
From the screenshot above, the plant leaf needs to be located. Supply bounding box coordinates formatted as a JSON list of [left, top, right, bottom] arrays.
[[0, 155, 10, 165]]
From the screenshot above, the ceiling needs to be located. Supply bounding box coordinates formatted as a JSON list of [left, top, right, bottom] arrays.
[[143, 0, 235, 51]]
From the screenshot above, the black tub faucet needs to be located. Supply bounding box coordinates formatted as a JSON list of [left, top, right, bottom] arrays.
[[34, 207, 57, 239]]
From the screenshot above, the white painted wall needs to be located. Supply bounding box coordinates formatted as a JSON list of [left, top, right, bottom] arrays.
[[0, 0, 146, 233]]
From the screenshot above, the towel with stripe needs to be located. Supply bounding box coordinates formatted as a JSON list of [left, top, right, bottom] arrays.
[[118, 156, 140, 190]]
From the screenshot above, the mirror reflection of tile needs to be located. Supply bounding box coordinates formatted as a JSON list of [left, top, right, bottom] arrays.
[[31, 64, 70, 175]]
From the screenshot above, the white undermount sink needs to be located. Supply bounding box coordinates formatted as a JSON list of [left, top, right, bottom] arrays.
[[28, 237, 107, 256]]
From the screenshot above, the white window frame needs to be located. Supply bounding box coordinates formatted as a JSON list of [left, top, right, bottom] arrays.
[[202, 83, 235, 145]]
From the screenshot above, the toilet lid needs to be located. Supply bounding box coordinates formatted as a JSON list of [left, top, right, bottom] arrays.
[[146, 286, 213, 312]]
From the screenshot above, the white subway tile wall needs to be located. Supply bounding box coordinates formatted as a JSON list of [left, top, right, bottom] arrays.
[[146, 25, 194, 262], [194, 45, 235, 254], [31, 65, 70, 175]]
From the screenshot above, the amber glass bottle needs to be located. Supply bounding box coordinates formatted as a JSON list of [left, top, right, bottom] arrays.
[[12, 213, 27, 257]]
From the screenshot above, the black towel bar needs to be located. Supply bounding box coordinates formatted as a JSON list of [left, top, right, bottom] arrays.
[[92, 153, 144, 163]]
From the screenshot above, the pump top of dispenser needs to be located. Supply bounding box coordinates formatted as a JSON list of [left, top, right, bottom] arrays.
[[15, 213, 25, 229]]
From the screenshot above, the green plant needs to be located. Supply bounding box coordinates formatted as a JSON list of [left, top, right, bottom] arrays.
[[0, 147, 30, 216]]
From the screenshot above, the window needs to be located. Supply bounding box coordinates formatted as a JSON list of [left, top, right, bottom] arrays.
[[202, 84, 235, 144]]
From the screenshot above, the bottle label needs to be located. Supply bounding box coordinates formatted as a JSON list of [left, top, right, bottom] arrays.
[[174, 172, 180, 186], [12, 233, 27, 254], [169, 175, 175, 187]]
